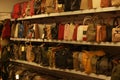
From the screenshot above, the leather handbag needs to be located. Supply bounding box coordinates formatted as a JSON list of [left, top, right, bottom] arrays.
[[77, 25, 83, 41], [96, 56, 113, 76], [111, 0, 120, 6], [68, 23, 75, 41], [72, 24, 79, 41], [38, 24, 45, 39], [34, 24, 40, 39], [71, 0, 81, 11], [11, 2, 21, 19], [14, 23, 20, 38], [64, 23, 70, 40], [81, 50, 94, 74], [26, 44, 35, 62], [95, 16, 107, 42], [92, 0, 101, 8], [73, 52, 80, 71], [58, 24, 65, 40], [45, 0, 57, 13], [111, 64, 120, 80], [96, 24, 107, 42], [101, 0, 111, 7], [21, 1, 28, 17], [34, 0, 41, 15], [80, 0, 88, 9], [112, 25, 120, 42]]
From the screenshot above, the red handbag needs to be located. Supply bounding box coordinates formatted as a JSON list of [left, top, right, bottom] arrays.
[[11, 2, 21, 19], [58, 24, 65, 40]]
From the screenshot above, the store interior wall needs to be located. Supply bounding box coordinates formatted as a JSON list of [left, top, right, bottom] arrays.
[[0, 0, 28, 20]]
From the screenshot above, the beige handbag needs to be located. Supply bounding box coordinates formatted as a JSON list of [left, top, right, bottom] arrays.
[[112, 25, 120, 42], [92, 0, 101, 8], [111, 0, 120, 6]]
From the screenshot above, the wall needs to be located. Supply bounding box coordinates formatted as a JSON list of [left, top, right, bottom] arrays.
[[0, 0, 28, 20]]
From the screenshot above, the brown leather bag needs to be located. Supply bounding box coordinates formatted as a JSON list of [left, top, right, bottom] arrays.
[[101, 0, 111, 7], [112, 25, 120, 42], [26, 44, 35, 62], [73, 52, 80, 71], [96, 24, 107, 42], [80, 0, 92, 9]]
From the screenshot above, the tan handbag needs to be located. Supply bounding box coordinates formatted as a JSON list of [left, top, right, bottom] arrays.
[[112, 25, 120, 42], [92, 0, 101, 8], [80, 0, 88, 9], [81, 50, 94, 74], [111, 0, 120, 6]]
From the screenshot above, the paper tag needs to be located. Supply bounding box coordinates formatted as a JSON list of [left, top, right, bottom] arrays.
[[21, 46, 25, 52]]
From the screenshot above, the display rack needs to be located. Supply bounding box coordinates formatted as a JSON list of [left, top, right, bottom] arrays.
[[10, 59, 111, 80]]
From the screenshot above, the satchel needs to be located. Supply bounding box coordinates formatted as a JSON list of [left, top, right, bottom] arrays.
[[111, 0, 120, 6]]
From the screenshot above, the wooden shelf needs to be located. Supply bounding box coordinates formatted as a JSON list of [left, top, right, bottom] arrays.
[[10, 59, 111, 80], [11, 6, 120, 21], [10, 38, 120, 47]]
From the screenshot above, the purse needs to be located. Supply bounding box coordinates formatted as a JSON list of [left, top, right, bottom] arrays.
[[112, 25, 120, 42], [101, 0, 111, 7], [111, 0, 120, 6], [92, 0, 101, 8], [112, 16, 120, 42], [95, 16, 107, 42]]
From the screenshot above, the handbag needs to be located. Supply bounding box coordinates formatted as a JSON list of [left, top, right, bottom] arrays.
[[80, 0, 88, 9], [92, 0, 101, 8], [112, 16, 120, 42], [73, 52, 80, 71], [77, 16, 92, 41], [85, 16, 96, 42], [95, 16, 107, 42], [112, 25, 120, 42], [111, 0, 120, 6], [101, 0, 111, 7]]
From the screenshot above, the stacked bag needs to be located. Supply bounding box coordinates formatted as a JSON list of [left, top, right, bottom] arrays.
[[11, 15, 120, 42], [11, 0, 120, 19]]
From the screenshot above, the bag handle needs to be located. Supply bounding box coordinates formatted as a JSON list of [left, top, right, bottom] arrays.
[[92, 15, 105, 25], [113, 16, 120, 27], [83, 16, 93, 25]]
